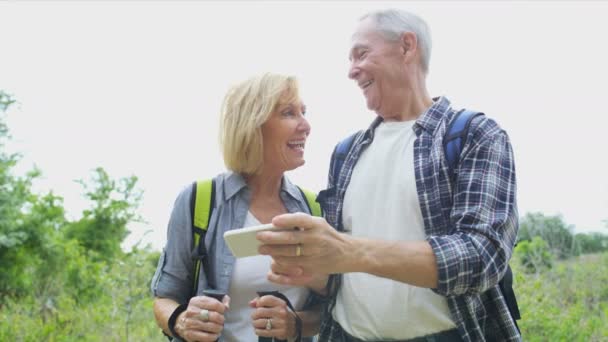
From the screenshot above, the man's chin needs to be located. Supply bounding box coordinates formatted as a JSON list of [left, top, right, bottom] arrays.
[[366, 100, 379, 113]]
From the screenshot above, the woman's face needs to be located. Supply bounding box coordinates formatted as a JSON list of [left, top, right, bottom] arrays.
[[260, 94, 310, 174]]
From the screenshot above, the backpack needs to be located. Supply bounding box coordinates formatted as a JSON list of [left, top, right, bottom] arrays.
[[188, 179, 323, 296], [331, 109, 521, 328]]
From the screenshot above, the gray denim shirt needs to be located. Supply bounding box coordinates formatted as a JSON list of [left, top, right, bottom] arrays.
[[151, 171, 316, 341]]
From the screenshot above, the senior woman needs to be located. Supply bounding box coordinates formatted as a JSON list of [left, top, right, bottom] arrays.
[[151, 73, 326, 342]]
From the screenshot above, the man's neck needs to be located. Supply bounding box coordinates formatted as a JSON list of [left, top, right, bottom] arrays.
[[379, 71, 433, 122], [380, 90, 433, 122]]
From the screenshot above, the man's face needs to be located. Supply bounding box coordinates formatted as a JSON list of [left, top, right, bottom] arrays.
[[348, 18, 408, 118]]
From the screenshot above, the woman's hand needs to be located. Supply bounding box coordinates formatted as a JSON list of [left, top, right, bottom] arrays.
[[249, 295, 296, 340], [175, 294, 231, 342]]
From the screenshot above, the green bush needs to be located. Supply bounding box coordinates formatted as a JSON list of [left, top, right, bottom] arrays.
[[514, 236, 554, 273], [513, 252, 608, 341], [0, 248, 162, 341]]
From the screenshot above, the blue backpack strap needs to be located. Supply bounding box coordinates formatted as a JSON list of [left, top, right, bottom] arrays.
[[443, 109, 521, 328], [331, 131, 360, 184], [189, 179, 216, 297], [443, 109, 484, 179]]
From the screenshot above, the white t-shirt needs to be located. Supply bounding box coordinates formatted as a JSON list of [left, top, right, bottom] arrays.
[[222, 211, 308, 342], [333, 120, 456, 340]]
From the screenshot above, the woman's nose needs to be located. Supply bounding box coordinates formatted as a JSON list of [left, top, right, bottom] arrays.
[[299, 115, 311, 135]]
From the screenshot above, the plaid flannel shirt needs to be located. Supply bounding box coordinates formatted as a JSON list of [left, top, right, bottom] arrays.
[[316, 97, 521, 342]]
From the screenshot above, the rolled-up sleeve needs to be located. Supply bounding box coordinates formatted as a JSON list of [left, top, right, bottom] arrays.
[[430, 121, 518, 297], [150, 186, 195, 304]]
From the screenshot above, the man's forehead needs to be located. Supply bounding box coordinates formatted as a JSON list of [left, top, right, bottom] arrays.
[[352, 17, 377, 36], [351, 19, 387, 45]]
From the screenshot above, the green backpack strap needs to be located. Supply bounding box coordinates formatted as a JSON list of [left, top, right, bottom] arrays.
[[194, 179, 214, 229], [191, 182, 317, 297], [190, 179, 215, 297], [297, 186, 322, 217]]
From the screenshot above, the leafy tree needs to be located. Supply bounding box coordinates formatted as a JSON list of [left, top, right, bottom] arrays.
[[0, 91, 41, 297], [1, 91, 143, 304], [518, 212, 575, 259], [574, 232, 608, 254], [64, 167, 143, 262], [0, 91, 15, 112], [0, 91, 158, 339]]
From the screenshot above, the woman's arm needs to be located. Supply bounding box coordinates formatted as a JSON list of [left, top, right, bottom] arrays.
[[154, 297, 182, 338], [155, 295, 230, 342]]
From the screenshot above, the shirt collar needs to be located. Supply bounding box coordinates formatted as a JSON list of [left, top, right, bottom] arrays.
[[223, 171, 301, 201], [362, 96, 452, 138], [415, 96, 452, 134], [224, 171, 247, 200]]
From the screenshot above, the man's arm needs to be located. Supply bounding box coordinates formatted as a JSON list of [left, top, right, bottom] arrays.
[[429, 122, 518, 296], [259, 216, 439, 288], [259, 121, 517, 295], [345, 238, 439, 288]]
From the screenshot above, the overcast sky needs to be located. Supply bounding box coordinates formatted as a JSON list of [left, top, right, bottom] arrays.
[[1, 1, 607, 251]]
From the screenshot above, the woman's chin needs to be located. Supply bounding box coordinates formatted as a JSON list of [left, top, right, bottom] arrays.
[[285, 159, 305, 172]]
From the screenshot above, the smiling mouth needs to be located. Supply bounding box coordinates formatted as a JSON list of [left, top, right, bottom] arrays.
[[359, 80, 373, 91], [287, 140, 305, 151]]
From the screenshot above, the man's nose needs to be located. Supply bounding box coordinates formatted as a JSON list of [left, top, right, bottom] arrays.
[[348, 62, 360, 80]]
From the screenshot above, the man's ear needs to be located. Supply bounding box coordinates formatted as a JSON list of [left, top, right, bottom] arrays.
[[400, 32, 418, 56]]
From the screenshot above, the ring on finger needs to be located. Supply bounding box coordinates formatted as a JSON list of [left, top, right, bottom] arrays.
[[199, 309, 210, 322], [265, 318, 272, 330], [296, 243, 302, 257]]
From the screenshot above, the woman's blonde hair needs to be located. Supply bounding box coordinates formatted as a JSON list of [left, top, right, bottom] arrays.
[[219, 72, 299, 175]]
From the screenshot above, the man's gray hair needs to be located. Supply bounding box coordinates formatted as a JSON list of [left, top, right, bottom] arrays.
[[360, 9, 432, 73]]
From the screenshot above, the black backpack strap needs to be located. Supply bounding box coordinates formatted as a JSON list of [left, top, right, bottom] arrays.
[[500, 265, 521, 324]]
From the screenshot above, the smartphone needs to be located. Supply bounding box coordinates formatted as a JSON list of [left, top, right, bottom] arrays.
[[223, 223, 295, 258]]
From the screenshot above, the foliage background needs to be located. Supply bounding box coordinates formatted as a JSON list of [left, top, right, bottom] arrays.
[[1, 91, 606, 341]]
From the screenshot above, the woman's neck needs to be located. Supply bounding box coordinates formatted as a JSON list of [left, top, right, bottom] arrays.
[[245, 171, 283, 198], [244, 171, 287, 224]]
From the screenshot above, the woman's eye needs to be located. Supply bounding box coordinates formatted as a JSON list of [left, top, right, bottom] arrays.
[[282, 111, 295, 117]]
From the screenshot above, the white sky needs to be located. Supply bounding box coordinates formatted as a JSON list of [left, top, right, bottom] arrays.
[[1, 1, 607, 251]]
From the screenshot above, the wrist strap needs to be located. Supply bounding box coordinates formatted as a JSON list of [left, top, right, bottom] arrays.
[[168, 303, 188, 339], [257, 291, 302, 342]]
